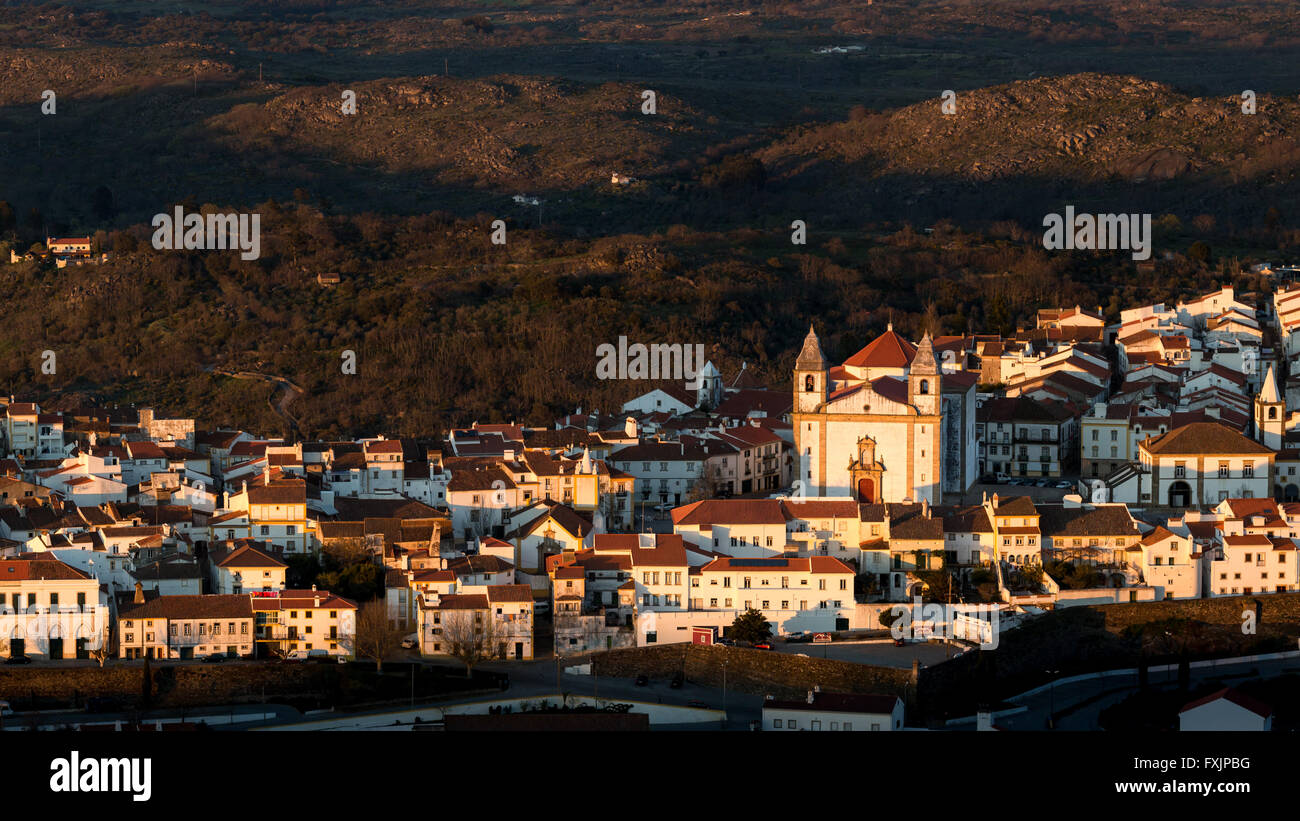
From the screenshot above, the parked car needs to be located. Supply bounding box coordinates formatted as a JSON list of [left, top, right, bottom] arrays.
[[201, 653, 225, 663], [400, 634, 418, 650], [533, 601, 550, 614], [4, 654, 31, 665], [0, 700, 13, 717], [785, 631, 810, 643], [670, 672, 683, 688], [653, 503, 673, 512], [634, 674, 649, 686], [752, 642, 773, 650], [994, 472, 1011, 483], [1055, 480, 1073, 489], [86, 696, 123, 713], [715, 637, 735, 646], [893, 637, 907, 647]]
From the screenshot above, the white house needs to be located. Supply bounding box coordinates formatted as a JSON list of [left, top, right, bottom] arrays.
[[762, 691, 904, 731], [1178, 687, 1272, 731]]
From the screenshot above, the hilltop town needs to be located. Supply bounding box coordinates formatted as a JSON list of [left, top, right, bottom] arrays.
[[5, 275, 1300, 731]]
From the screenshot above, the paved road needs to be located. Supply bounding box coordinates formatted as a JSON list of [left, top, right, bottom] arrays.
[[2, 703, 302, 731], [474, 656, 765, 728], [993, 656, 1300, 731]]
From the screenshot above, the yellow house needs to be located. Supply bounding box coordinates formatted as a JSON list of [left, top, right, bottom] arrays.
[[226, 475, 316, 554]]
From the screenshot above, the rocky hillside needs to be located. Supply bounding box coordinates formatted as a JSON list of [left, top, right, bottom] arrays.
[[757, 73, 1300, 225], [206, 76, 713, 193]]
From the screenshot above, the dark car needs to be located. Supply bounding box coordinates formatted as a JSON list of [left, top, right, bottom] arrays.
[[86, 696, 123, 713], [634, 674, 649, 686], [893, 637, 907, 647], [4, 654, 31, 665], [202, 653, 226, 663], [670, 672, 683, 689], [715, 638, 735, 646]]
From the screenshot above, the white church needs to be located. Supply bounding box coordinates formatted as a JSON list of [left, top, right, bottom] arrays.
[[792, 325, 978, 505]]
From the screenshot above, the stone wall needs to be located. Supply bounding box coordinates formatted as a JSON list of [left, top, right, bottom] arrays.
[[1085, 594, 1300, 633], [592, 644, 915, 702], [0, 662, 329, 709]]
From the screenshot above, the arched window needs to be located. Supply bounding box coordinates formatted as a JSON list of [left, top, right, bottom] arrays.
[[918, 379, 929, 395], [804, 375, 815, 392], [1269, 407, 1278, 420]]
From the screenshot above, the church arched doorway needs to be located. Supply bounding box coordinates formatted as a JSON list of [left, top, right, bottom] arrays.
[[857, 477, 875, 502], [1168, 481, 1192, 508]]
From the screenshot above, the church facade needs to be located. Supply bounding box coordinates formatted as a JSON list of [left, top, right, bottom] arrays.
[[792, 325, 977, 505]]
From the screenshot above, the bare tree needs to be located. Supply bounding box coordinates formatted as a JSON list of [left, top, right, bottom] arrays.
[[89, 645, 111, 668], [354, 599, 403, 674], [467, 506, 503, 545], [440, 608, 500, 676]]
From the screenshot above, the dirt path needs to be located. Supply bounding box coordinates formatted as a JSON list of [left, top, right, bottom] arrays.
[[209, 368, 306, 440]]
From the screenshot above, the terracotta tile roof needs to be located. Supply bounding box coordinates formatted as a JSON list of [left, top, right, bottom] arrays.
[[713, 389, 793, 420], [1036, 505, 1139, 538], [843, 331, 916, 369], [1222, 534, 1272, 548], [1142, 422, 1273, 456], [247, 480, 307, 506], [699, 555, 853, 574], [487, 584, 534, 603], [0, 557, 91, 580], [673, 499, 788, 526], [446, 555, 514, 575], [989, 496, 1039, 517], [1179, 687, 1271, 719], [869, 376, 909, 405], [782, 500, 860, 519], [212, 542, 287, 569], [120, 594, 253, 620], [438, 594, 490, 610], [593, 533, 688, 566]]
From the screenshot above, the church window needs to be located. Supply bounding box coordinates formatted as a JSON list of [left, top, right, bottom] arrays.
[[919, 379, 929, 395], [1269, 407, 1278, 420], [805, 375, 815, 392]]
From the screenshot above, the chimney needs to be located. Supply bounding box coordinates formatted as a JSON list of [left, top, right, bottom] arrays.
[[921, 498, 930, 518], [625, 417, 637, 438], [263, 469, 270, 486], [991, 493, 999, 510], [133, 581, 144, 604], [806, 690, 815, 705]]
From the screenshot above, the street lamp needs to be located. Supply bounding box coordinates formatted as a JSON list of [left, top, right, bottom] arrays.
[[1045, 668, 1060, 729], [721, 658, 728, 727]]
